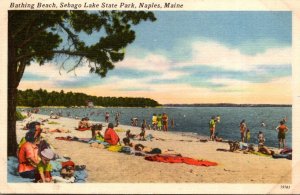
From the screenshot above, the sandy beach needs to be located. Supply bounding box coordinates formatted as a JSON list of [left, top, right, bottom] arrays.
[[15, 113, 291, 183]]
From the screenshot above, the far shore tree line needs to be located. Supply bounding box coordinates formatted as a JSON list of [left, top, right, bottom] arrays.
[[17, 89, 161, 108]]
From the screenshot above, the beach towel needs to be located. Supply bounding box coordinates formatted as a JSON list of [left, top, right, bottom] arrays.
[[88, 139, 109, 146], [272, 153, 292, 160], [76, 138, 92, 143], [107, 145, 123, 152], [249, 151, 271, 157], [120, 146, 134, 155], [144, 155, 218, 166], [145, 134, 154, 141], [280, 148, 292, 154], [7, 156, 33, 183]]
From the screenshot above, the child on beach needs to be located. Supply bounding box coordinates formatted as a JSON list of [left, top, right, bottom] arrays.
[[246, 128, 250, 143], [35, 148, 55, 183], [126, 130, 136, 139], [276, 121, 289, 149], [91, 124, 104, 142]]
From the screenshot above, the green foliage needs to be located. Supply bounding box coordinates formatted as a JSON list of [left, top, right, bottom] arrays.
[[16, 110, 26, 120], [10, 10, 156, 79], [17, 89, 161, 107]]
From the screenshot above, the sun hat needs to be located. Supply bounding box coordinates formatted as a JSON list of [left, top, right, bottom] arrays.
[[40, 148, 55, 160]]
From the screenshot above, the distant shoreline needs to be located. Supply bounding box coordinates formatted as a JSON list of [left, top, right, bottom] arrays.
[[17, 104, 291, 109], [163, 104, 292, 107]]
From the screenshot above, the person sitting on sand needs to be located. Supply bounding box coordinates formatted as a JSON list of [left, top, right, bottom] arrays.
[[18, 131, 41, 179], [126, 130, 136, 139], [213, 133, 223, 142], [35, 148, 55, 183], [276, 121, 289, 149], [78, 117, 91, 129], [104, 123, 120, 145], [257, 131, 274, 155], [91, 124, 104, 142]]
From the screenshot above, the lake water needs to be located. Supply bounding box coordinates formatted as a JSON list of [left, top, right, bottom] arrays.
[[24, 107, 292, 148]]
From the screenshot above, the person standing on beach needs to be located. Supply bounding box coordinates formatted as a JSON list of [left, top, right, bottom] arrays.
[[209, 116, 216, 141], [157, 114, 162, 131], [152, 113, 157, 130], [162, 113, 169, 132], [115, 112, 120, 127], [239, 120, 247, 142], [171, 118, 175, 128], [276, 121, 289, 149], [105, 112, 110, 123]]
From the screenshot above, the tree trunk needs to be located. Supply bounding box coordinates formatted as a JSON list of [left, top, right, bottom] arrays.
[[7, 11, 18, 156]]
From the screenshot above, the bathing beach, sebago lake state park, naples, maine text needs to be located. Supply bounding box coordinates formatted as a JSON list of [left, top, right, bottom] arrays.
[[9, 2, 184, 9]]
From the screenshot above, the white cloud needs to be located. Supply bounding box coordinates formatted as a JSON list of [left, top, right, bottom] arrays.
[[24, 62, 91, 82], [177, 40, 291, 71]]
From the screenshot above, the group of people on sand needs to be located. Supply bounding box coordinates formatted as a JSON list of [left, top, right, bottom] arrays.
[[17, 121, 57, 183], [151, 113, 170, 131], [89, 121, 179, 156]]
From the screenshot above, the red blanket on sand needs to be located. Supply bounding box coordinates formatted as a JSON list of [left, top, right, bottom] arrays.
[[144, 155, 218, 166], [75, 127, 91, 131]]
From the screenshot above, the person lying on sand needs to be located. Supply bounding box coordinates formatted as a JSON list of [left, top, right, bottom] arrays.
[[43, 127, 71, 133], [122, 137, 180, 155]]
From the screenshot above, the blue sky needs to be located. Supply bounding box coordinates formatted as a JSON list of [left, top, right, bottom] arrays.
[[20, 11, 292, 104]]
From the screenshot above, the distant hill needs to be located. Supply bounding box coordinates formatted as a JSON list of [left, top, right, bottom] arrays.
[[163, 103, 292, 107]]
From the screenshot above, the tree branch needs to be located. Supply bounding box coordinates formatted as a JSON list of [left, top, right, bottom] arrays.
[[58, 22, 80, 50]]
